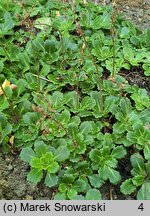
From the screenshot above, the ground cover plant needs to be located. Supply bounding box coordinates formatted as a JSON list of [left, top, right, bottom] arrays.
[[0, 0, 150, 200]]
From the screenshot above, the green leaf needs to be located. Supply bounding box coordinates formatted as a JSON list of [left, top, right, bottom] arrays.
[[0, 97, 9, 111], [44, 173, 58, 188], [56, 110, 70, 127], [27, 168, 43, 184], [0, 113, 7, 128], [24, 73, 38, 90], [75, 161, 92, 175], [0, 12, 14, 34], [53, 16, 74, 33], [62, 173, 75, 184], [34, 17, 51, 30], [106, 167, 121, 184], [112, 146, 127, 159], [18, 52, 30, 72], [0, 122, 12, 142], [132, 175, 144, 186], [139, 109, 150, 124], [58, 183, 67, 193], [68, 122, 78, 139], [86, 189, 102, 200], [79, 121, 93, 135], [98, 165, 108, 181], [104, 95, 119, 114], [17, 99, 31, 115], [54, 145, 70, 162], [84, 134, 94, 146], [34, 141, 48, 157], [146, 162, 150, 175], [144, 144, 150, 160], [113, 122, 126, 134], [67, 91, 79, 112], [120, 179, 137, 195], [4, 86, 13, 97], [0, 60, 4, 72], [51, 91, 64, 110], [80, 10, 92, 28], [54, 192, 66, 200], [80, 96, 95, 111], [20, 147, 35, 163], [137, 182, 150, 200], [131, 89, 149, 110], [92, 46, 112, 61], [47, 161, 59, 173], [91, 12, 110, 29], [70, 116, 81, 126], [126, 131, 137, 144], [30, 152, 59, 173], [130, 153, 145, 176], [74, 133, 86, 154], [89, 149, 101, 164], [138, 129, 150, 146], [107, 157, 118, 169], [90, 91, 103, 117], [72, 179, 87, 192], [32, 37, 45, 53], [143, 63, 150, 76], [74, 195, 85, 200], [88, 174, 104, 188], [22, 112, 40, 125], [123, 46, 146, 66], [67, 189, 78, 200], [30, 157, 41, 169], [96, 133, 113, 147], [120, 27, 130, 38]]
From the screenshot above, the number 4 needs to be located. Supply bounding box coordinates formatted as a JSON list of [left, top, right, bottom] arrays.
[[138, 203, 144, 211]]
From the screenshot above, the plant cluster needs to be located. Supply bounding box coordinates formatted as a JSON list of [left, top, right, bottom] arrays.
[[0, 0, 150, 199]]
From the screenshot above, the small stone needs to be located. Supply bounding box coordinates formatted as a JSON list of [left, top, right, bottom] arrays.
[[125, 6, 130, 10], [37, 197, 50, 200], [24, 195, 33, 200], [7, 165, 13, 171], [15, 184, 26, 198], [5, 157, 11, 163]]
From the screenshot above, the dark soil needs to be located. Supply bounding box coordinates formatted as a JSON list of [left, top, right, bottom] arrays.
[[0, 152, 53, 200], [120, 66, 150, 94]]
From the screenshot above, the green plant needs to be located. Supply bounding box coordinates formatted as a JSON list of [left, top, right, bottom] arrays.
[[89, 146, 127, 184], [20, 141, 70, 187], [120, 153, 150, 199]]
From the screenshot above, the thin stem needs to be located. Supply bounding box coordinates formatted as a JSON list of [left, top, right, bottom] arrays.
[[32, 103, 77, 147], [0, 43, 11, 62], [59, 31, 65, 68], [75, 21, 104, 111], [31, 74, 53, 83], [111, 13, 115, 78], [82, 32, 104, 112], [111, 1, 117, 78]]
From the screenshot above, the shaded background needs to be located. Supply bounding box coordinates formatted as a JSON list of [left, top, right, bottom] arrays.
[[93, 0, 150, 31]]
